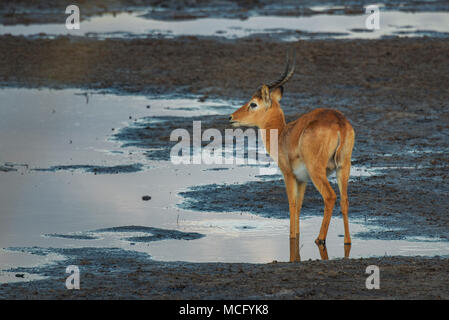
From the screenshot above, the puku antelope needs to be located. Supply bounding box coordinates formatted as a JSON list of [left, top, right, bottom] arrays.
[[229, 52, 355, 260]]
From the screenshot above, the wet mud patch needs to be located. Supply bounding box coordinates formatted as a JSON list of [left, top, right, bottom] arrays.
[[203, 167, 230, 171], [0, 165, 17, 172], [114, 114, 229, 161], [32, 163, 144, 174], [349, 166, 449, 241], [94, 226, 205, 242], [45, 225, 205, 243], [44, 233, 99, 240], [0, 163, 28, 172], [180, 180, 290, 219]]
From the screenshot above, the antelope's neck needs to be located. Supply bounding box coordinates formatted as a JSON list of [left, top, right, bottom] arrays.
[[260, 109, 286, 156]]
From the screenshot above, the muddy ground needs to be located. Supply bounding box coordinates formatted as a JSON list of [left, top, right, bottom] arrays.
[[1, 2, 449, 299], [1, 247, 448, 299]]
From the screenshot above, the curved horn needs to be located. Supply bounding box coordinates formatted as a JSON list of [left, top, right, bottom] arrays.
[[268, 50, 296, 90]]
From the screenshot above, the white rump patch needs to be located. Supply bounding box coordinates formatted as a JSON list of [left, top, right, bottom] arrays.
[[293, 163, 309, 182]]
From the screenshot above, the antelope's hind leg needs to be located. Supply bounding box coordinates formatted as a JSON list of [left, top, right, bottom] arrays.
[[337, 162, 352, 258], [309, 171, 336, 260], [301, 124, 339, 260]]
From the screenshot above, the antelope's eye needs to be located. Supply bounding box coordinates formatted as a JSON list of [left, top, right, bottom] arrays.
[[250, 102, 257, 108]]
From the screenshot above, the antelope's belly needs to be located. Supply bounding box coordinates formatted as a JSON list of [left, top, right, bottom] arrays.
[[293, 163, 309, 182]]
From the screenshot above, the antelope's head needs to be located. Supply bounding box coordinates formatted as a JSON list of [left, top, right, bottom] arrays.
[[229, 51, 295, 128]]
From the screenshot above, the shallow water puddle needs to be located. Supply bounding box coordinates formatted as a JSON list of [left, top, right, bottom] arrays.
[[0, 248, 65, 283], [0, 88, 232, 168], [1, 11, 449, 40], [140, 216, 449, 263], [0, 88, 448, 282]]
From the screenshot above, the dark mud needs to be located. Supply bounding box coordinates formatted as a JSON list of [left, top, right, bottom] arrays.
[[45, 234, 99, 240], [94, 225, 205, 242], [45, 225, 204, 242], [0, 163, 28, 172], [0, 165, 17, 172], [1, 246, 448, 299], [114, 115, 229, 161], [32, 163, 144, 174], [389, 30, 449, 38], [3, 0, 449, 25], [2, 36, 449, 104]]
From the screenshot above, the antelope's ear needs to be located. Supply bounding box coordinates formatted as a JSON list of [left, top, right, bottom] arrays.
[[260, 84, 271, 108], [270, 86, 283, 102]]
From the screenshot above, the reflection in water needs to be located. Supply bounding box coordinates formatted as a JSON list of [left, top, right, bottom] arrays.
[[344, 243, 351, 258], [315, 240, 329, 261], [289, 237, 351, 262]]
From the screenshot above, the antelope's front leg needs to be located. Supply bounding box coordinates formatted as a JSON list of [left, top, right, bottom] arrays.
[[283, 173, 298, 239], [289, 237, 300, 262]]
